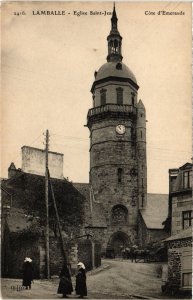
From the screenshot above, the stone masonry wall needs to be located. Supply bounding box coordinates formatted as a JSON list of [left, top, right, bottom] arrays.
[[78, 239, 93, 271], [85, 227, 108, 254], [94, 81, 138, 107], [88, 69, 147, 252], [85, 226, 137, 254], [94, 242, 102, 268], [167, 237, 192, 288], [137, 213, 148, 247], [8, 233, 40, 278]]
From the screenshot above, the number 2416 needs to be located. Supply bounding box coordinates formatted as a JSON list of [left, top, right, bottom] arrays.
[[14, 11, 26, 16]]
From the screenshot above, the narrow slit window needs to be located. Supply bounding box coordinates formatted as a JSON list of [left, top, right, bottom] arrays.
[[116, 87, 123, 105], [132, 94, 135, 105], [117, 168, 123, 183], [141, 194, 144, 208], [100, 89, 106, 106]]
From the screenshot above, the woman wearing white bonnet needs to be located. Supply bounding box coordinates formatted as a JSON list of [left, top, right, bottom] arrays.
[[77, 262, 85, 269], [75, 262, 87, 298], [22, 257, 33, 289], [24, 257, 32, 263]]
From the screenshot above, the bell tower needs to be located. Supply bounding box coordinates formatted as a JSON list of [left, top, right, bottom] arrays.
[[87, 5, 147, 253], [107, 4, 123, 63]]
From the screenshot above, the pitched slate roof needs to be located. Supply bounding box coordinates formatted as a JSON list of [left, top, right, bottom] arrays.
[[2, 171, 85, 231], [165, 226, 192, 241], [140, 193, 168, 229], [172, 162, 192, 192]]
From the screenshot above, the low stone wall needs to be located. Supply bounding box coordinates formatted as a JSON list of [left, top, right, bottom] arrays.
[[166, 237, 192, 289], [94, 242, 101, 268], [39, 237, 66, 278], [78, 239, 93, 271], [168, 248, 181, 287], [3, 233, 101, 279], [5, 233, 40, 279]]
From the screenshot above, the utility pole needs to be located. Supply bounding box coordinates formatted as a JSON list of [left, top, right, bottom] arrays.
[[48, 170, 67, 264], [45, 129, 50, 279]]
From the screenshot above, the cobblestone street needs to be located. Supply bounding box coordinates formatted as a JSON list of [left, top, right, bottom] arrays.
[[1, 259, 172, 299]]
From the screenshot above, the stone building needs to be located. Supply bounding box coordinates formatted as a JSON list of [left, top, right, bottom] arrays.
[[163, 163, 192, 294], [169, 163, 192, 235], [82, 5, 168, 255], [1, 154, 101, 278]]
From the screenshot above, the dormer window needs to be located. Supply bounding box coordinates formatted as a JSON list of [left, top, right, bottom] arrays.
[[183, 171, 192, 189], [116, 87, 123, 105], [100, 89, 106, 106], [116, 63, 122, 70]]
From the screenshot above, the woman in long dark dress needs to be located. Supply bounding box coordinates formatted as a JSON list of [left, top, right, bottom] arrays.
[[22, 257, 33, 289], [57, 263, 73, 298], [75, 262, 87, 299]]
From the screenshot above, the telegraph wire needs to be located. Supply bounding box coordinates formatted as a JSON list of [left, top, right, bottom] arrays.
[[51, 133, 191, 154], [50, 134, 192, 154], [10, 133, 44, 163], [147, 157, 191, 164]]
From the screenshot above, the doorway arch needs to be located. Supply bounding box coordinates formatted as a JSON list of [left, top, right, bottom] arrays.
[[107, 231, 131, 257]]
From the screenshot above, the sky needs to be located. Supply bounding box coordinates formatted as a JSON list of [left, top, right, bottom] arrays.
[[1, 1, 192, 194]]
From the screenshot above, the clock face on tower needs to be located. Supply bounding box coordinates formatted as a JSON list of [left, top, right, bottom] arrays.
[[116, 124, 126, 135]]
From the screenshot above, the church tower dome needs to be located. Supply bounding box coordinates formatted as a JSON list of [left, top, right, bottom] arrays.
[[92, 62, 138, 92], [91, 4, 138, 92], [86, 4, 147, 255]]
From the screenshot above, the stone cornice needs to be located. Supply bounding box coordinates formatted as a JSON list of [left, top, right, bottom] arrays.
[[91, 76, 139, 93]]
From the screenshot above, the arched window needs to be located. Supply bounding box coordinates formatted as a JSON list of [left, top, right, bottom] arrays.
[[92, 94, 95, 107], [110, 40, 115, 53], [131, 127, 134, 137], [116, 87, 123, 105], [117, 168, 123, 183], [114, 39, 118, 53], [100, 89, 106, 106], [112, 205, 128, 224], [131, 94, 135, 105]]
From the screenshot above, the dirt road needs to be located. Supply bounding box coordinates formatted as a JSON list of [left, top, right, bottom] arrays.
[[1, 259, 167, 299]]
